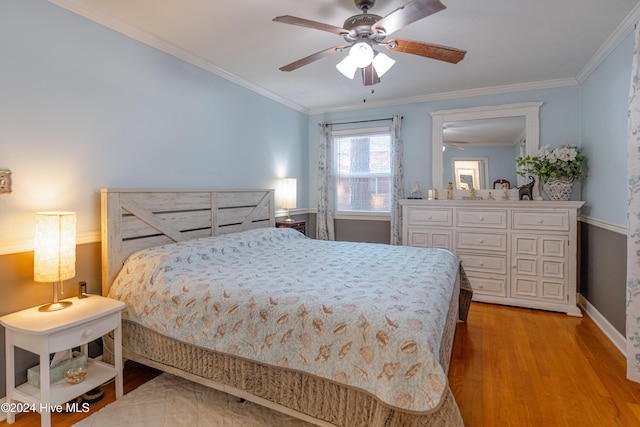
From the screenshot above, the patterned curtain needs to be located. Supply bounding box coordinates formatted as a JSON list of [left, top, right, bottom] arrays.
[[317, 123, 335, 241], [390, 115, 405, 245], [627, 21, 640, 383]]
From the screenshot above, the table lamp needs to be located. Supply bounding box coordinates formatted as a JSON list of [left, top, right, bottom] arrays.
[[34, 212, 76, 311], [281, 178, 297, 222]]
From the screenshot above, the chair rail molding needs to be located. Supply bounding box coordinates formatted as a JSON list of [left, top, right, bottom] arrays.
[[0, 232, 100, 256], [579, 215, 627, 235]]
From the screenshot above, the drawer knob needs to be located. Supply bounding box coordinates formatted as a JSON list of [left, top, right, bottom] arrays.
[[479, 217, 485, 221], [427, 216, 432, 220], [82, 329, 93, 338], [479, 239, 484, 244], [538, 219, 544, 223], [479, 262, 485, 267]]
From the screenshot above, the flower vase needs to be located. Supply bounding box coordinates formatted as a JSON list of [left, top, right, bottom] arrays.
[[543, 177, 574, 201]]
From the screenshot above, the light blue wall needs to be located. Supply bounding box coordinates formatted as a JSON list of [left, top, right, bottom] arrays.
[[0, 0, 308, 243], [2, 1, 629, 237], [579, 31, 634, 226], [308, 86, 580, 207]]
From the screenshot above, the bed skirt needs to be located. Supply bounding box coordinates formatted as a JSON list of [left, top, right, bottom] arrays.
[[107, 273, 464, 427]]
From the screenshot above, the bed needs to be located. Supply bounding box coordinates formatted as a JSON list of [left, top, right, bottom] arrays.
[[101, 188, 468, 426]]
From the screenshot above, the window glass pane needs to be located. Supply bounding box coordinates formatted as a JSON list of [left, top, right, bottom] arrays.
[[334, 132, 392, 212]]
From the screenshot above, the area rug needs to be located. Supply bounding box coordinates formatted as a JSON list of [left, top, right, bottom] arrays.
[[73, 373, 314, 426]]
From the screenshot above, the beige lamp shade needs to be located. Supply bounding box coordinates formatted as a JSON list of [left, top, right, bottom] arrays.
[[281, 178, 297, 210], [34, 212, 76, 282]]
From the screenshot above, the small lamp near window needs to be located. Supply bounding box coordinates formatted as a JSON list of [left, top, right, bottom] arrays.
[[280, 178, 297, 222], [34, 212, 76, 312]]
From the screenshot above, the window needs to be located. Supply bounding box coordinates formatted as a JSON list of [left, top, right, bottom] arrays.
[[333, 128, 392, 212]]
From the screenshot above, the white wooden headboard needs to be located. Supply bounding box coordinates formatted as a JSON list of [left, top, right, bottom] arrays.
[[100, 188, 275, 295]]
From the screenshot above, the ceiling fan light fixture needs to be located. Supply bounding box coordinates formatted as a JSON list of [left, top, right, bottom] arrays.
[[372, 52, 395, 77], [348, 42, 374, 68], [336, 55, 358, 79]]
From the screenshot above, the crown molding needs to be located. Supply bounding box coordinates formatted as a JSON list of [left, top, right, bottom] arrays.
[[308, 78, 578, 115], [576, 2, 640, 83], [48, 0, 310, 115]]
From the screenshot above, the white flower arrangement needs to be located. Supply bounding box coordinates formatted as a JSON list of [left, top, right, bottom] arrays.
[[516, 144, 587, 181]]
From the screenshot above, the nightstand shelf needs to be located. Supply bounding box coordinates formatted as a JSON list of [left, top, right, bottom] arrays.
[[13, 359, 116, 406]]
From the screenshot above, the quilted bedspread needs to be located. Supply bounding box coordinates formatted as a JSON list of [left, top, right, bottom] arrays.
[[108, 227, 460, 413]]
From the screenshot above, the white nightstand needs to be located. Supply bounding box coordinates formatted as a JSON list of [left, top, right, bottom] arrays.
[[1, 295, 125, 427]]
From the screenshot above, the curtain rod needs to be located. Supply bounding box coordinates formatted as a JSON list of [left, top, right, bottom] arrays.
[[318, 116, 402, 126]]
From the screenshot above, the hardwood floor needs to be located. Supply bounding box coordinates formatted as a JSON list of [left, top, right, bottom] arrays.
[[2, 302, 639, 426], [450, 302, 640, 426]]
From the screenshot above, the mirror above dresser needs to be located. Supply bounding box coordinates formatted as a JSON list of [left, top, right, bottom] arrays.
[[431, 102, 543, 197]]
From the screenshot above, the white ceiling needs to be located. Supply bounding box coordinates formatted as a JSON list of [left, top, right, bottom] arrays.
[[50, 0, 640, 114]]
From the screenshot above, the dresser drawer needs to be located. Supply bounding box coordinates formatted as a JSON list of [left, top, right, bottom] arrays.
[[513, 234, 567, 258], [49, 312, 121, 352], [407, 228, 452, 251], [466, 273, 507, 297], [406, 207, 453, 226], [511, 278, 566, 303], [541, 279, 566, 302], [458, 252, 507, 274], [457, 209, 507, 229], [512, 210, 569, 231], [457, 231, 507, 252]]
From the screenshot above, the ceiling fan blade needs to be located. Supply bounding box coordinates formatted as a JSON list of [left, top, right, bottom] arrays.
[[273, 15, 350, 36], [361, 64, 381, 86], [387, 38, 466, 64], [279, 46, 346, 72], [372, 0, 446, 36]]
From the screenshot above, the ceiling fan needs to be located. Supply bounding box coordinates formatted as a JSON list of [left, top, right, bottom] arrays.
[[273, 0, 466, 86]]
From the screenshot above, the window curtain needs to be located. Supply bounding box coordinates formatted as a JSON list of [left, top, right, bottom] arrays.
[[317, 122, 335, 241], [627, 21, 640, 383], [390, 114, 405, 245]]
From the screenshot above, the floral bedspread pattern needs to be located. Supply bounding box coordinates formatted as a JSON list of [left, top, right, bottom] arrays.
[[109, 228, 459, 412]]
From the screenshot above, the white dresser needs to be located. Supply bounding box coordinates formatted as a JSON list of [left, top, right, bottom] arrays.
[[399, 199, 584, 316]]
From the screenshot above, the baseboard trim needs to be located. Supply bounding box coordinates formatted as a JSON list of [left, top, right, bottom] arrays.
[[578, 294, 626, 356]]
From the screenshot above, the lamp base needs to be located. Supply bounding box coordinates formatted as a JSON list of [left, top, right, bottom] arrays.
[[38, 301, 72, 312]]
